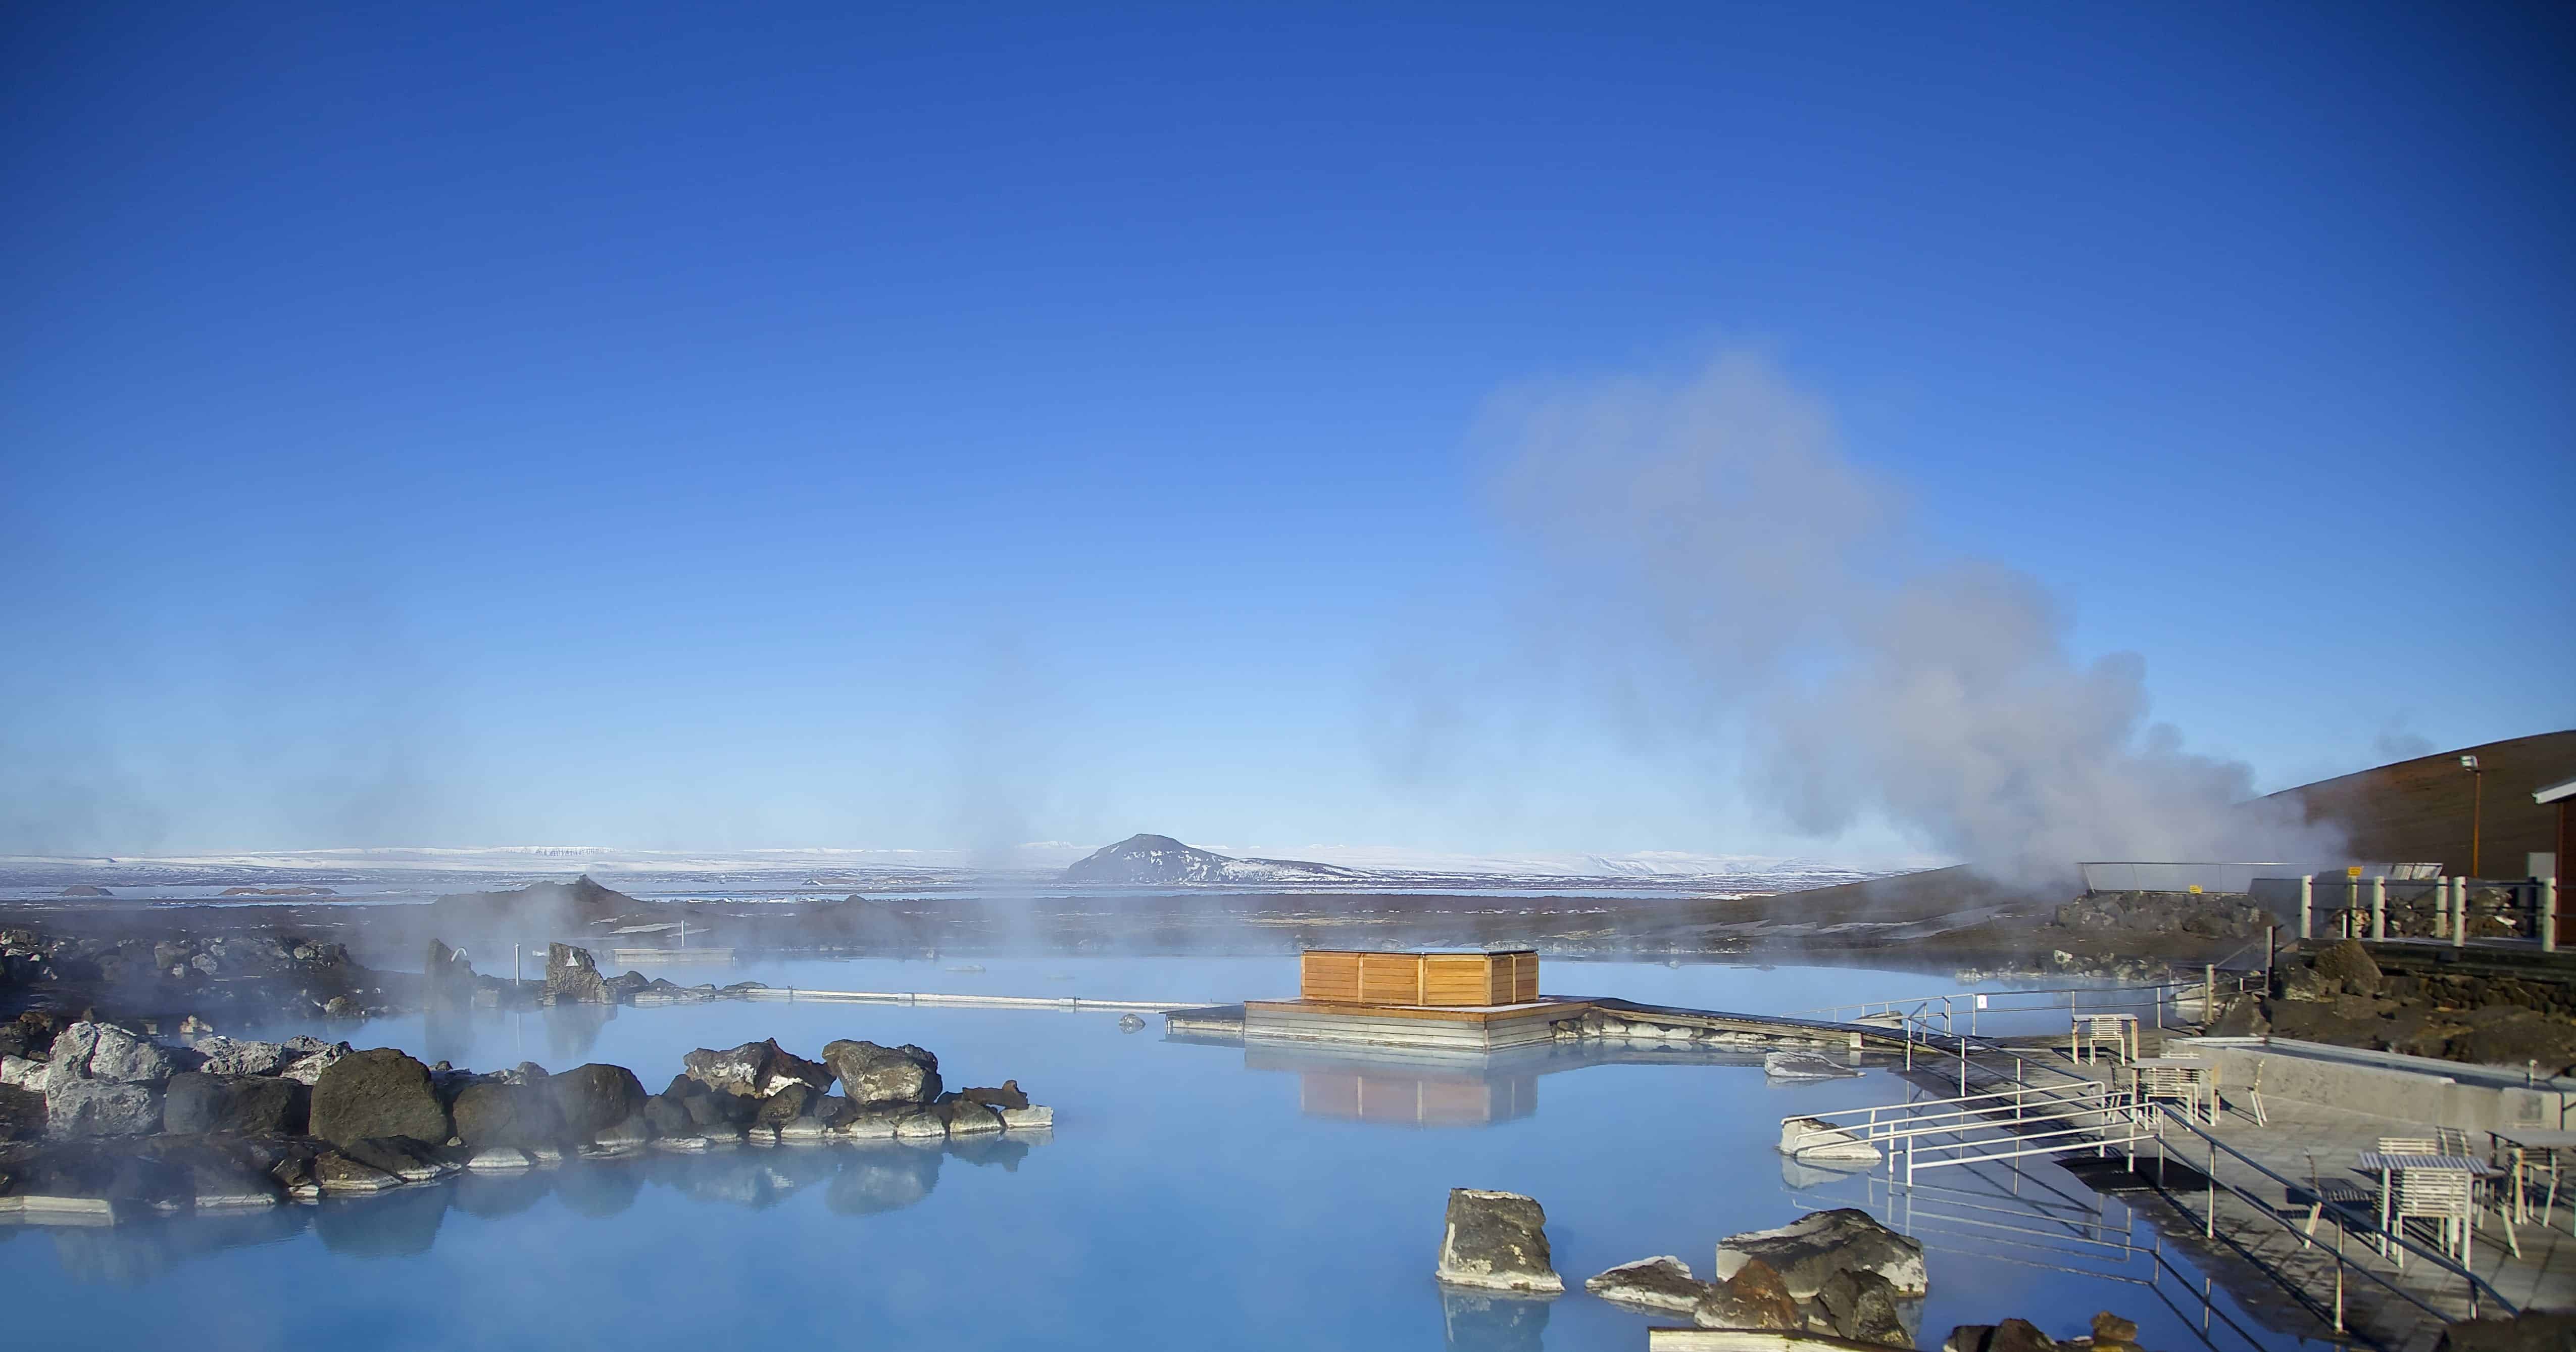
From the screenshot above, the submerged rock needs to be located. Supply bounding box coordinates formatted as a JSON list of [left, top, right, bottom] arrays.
[[1764, 1050, 1861, 1081], [1715, 1208, 1926, 1299], [821, 1039, 942, 1107], [1778, 1117, 1881, 1165], [1945, 1319, 2058, 1352], [1584, 1255, 1709, 1314], [1434, 1188, 1562, 1294]]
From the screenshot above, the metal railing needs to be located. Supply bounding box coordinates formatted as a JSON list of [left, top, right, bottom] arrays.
[[1798, 973, 2266, 1040], [1792, 1162, 2278, 1352], [2297, 873, 2561, 951], [2146, 1104, 2518, 1329], [1784, 1078, 2156, 1184]]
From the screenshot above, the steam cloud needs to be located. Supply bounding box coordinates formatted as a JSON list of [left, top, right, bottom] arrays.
[[1482, 352, 2339, 885]]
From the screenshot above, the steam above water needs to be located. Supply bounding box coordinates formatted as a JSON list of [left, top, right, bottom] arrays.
[[1485, 352, 2341, 885]]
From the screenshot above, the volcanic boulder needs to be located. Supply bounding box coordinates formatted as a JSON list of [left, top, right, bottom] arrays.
[[820, 1039, 941, 1107], [1584, 1256, 1710, 1314], [41, 1022, 177, 1090], [44, 1081, 162, 1137], [452, 1081, 568, 1149], [544, 943, 613, 1004], [1817, 1268, 1910, 1345], [1434, 1188, 1563, 1293], [1691, 1258, 1804, 1332], [682, 1040, 833, 1099], [163, 1073, 309, 1135], [551, 1063, 647, 1139], [310, 1048, 451, 1147], [1714, 1208, 1926, 1299], [189, 1036, 294, 1077]]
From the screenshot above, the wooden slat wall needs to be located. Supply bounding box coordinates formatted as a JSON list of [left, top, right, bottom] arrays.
[[1358, 952, 1424, 1004], [1422, 954, 1491, 1005], [1299, 948, 1540, 1006], [1301, 951, 1362, 1003]]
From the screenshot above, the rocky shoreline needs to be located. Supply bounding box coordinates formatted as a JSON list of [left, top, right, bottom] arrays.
[[0, 1017, 1050, 1222]]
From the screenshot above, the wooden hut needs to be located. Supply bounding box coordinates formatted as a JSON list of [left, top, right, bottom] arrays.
[[1297, 949, 1539, 1007]]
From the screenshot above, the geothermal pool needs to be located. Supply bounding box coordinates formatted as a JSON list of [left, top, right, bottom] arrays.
[[5, 958, 2305, 1351]]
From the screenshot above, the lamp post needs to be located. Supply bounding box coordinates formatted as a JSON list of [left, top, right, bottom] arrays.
[[2462, 754, 2485, 878]]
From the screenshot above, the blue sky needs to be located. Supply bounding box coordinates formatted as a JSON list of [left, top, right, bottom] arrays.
[[3, 3, 2569, 861]]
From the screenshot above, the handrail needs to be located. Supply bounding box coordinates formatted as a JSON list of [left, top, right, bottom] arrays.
[[2149, 1104, 2517, 1320], [1799, 971, 2265, 1020]]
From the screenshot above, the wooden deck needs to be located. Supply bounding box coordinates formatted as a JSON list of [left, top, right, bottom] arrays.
[[1240, 996, 1593, 1051]]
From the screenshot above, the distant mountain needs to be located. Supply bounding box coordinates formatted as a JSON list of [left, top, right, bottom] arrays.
[[1062, 834, 1368, 885]]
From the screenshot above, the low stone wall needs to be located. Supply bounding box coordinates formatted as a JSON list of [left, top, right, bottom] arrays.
[[2172, 1036, 2570, 1134]]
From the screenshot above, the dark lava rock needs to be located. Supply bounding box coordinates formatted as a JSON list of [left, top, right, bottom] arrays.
[[310, 1048, 450, 1147], [453, 1081, 568, 1149], [1434, 1188, 1562, 1293], [605, 971, 651, 1000], [1691, 1258, 1802, 1331], [1582, 1255, 1709, 1314], [820, 1039, 942, 1107], [544, 943, 613, 1004], [2312, 939, 2383, 997], [1715, 1208, 1926, 1298], [683, 1039, 832, 1099], [753, 1082, 814, 1127], [1946, 1319, 2058, 1352], [957, 1080, 1029, 1110], [549, 1063, 646, 1138], [163, 1073, 308, 1136], [45, 1081, 162, 1137], [1817, 1268, 1909, 1345], [642, 1093, 695, 1137], [0, 1082, 46, 1140], [937, 1097, 1005, 1135]]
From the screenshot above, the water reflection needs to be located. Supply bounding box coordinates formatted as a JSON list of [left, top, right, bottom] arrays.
[[18, 1137, 1042, 1285], [1237, 1039, 1768, 1128], [1439, 1288, 1552, 1352]]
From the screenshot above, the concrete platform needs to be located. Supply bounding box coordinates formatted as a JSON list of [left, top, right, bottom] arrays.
[[1240, 997, 1594, 1050]]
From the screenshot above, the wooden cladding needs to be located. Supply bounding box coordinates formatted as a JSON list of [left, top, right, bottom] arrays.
[[1299, 949, 1538, 1007]]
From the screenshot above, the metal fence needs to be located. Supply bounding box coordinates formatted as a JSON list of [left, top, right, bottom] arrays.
[[2292, 873, 2564, 950]]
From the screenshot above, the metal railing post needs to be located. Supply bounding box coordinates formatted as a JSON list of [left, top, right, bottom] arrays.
[[2546, 879, 2560, 954], [2370, 876, 2387, 940], [2206, 1140, 2217, 1238], [2299, 874, 2313, 940], [2454, 876, 2469, 948], [2436, 876, 2451, 939]]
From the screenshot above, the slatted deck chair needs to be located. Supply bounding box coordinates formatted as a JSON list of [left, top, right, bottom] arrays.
[[2393, 1163, 2476, 1265], [2299, 1154, 2377, 1238], [2227, 1059, 2268, 1126]]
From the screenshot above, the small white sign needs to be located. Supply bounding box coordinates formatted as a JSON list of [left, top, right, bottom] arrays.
[[1974, 994, 1989, 1011]]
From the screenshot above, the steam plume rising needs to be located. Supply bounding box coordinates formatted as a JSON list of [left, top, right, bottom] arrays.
[[1485, 352, 2336, 885]]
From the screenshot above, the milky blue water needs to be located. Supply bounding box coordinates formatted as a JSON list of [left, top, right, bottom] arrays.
[[4, 958, 2304, 1351]]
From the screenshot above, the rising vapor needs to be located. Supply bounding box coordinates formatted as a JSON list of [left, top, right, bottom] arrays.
[[1483, 352, 2340, 885]]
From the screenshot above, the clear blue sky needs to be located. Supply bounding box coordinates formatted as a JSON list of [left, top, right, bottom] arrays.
[[4, 3, 2569, 860]]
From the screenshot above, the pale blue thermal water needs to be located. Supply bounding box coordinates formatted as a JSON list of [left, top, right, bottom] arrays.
[[3, 959, 2300, 1351]]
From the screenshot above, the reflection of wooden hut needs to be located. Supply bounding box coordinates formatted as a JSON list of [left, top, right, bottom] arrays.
[[1297, 1068, 1535, 1128], [1298, 949, 1538, 1006]]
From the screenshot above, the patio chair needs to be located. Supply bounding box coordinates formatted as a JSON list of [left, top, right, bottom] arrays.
[[2228, 1059, 2268, 1126]]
